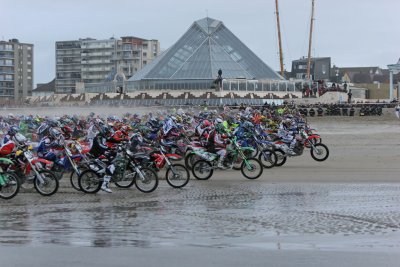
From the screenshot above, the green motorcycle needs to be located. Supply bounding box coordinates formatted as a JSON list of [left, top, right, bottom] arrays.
[[191, 137, 263, 180], [0, 158, 20, 200]]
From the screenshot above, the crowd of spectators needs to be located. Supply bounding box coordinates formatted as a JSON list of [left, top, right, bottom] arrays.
[[302, 80, 348, 98]]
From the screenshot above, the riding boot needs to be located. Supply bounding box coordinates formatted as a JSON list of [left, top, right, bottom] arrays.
[[101, 175, 112, 193], [217, 157, 226, 169], [288, 141, 297, 155]]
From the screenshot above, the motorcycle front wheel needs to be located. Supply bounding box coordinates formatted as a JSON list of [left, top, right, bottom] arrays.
[[274, 149, 287, 167], [241, 158, 263, 179], [134, 167, 159, 193], [70, 167, 87, 191], [34, 170, 59, 196], [115, 168, 136, 188], [166, 164, 190, 188], [258, 149, 277, 168], [310, 143, 329, 161]]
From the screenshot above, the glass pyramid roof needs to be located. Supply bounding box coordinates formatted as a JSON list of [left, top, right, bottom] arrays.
[[129, 17, 283, 81]]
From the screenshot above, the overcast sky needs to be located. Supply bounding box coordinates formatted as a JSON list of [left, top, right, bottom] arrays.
[[2, 0, 399, 86]]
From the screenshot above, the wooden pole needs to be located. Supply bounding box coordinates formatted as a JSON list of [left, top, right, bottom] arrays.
[[306, 0, 315, 80], [275, 0, 284, 77]]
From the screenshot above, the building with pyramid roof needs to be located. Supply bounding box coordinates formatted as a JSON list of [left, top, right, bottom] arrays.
[[127, 17, 284, 90]]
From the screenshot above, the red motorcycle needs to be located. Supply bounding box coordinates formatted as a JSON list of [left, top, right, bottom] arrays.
[[273, 128, 329, 167], [11, 142, 59, 196], [149, 140, 190, 188]]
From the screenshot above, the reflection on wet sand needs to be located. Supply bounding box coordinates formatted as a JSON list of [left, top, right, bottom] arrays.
[[1, 183, 400, 250]]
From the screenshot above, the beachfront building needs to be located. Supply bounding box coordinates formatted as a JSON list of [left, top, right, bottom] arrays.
[[55, 37, 160, 94], [0, 39, 33, 101], [81, 38, 116, 85], [291, 57, 331, 81], [55, 40, 82, 94], [124, 17, 285, 91], [114, 37, 160, 80], [78, 17, 305, 106]]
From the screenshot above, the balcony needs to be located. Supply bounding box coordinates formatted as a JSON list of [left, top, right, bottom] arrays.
[[0, 47, 13, 52], [81, 44, 114, 49], [82, 59, 112, 64], [81, 51, 113, 57], [82, 74, 105, 79], [0, 55, 14, 59], [56, 44, 81, 50], [0, 70, 14, 75], [0, 78, 14, 81]]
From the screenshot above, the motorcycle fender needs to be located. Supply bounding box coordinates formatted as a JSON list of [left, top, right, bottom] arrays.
[[0, 157, 13, 165], [166, 153, 182, 160], [307, 134, 320, 139], [32, 158, 52, 165]]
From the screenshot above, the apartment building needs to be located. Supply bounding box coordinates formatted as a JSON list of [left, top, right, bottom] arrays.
[[55, 40, 81, 94], [81, 38, 116, 85], [114, 36, 160, 79], [55, 37, 160, 93], [0, 39, 33, 100]]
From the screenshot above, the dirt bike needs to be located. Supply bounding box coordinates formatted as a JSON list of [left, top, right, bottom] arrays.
[[148, 141, 190, 188], [12, 144, 59, 196], [0, 157, 20, 200], [241, 131, 278, 169], [62, 140, 91, 191], [191, 137, 263, 180], [78, 144, 158, 194], [184, 140, 208, 169], [273, 129, 329, 167]]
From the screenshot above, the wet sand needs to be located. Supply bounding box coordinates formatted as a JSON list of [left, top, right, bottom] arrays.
[[0, 108, 400, 266]]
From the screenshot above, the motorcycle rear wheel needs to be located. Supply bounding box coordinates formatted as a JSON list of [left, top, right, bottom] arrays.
[[192, 160, 213, 180], [78, 170, 102, 194]]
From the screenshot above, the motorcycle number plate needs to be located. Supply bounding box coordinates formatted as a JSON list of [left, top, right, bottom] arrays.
[[24, 151, 34, 161]]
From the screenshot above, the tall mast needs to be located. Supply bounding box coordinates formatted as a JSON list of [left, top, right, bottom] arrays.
[[306, 0, 315, 80], [275, 0, 284, 77]]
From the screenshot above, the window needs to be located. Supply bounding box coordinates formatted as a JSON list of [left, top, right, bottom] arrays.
[[297, 64, 307, 70], [123, 44, 132, 50]]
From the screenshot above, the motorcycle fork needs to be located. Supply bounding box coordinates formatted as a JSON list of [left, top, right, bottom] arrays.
[[67, 155, 81, 176], [0, 173, 6, 186], [29, 161, 44, 184], [134, 164, 145, 181]]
